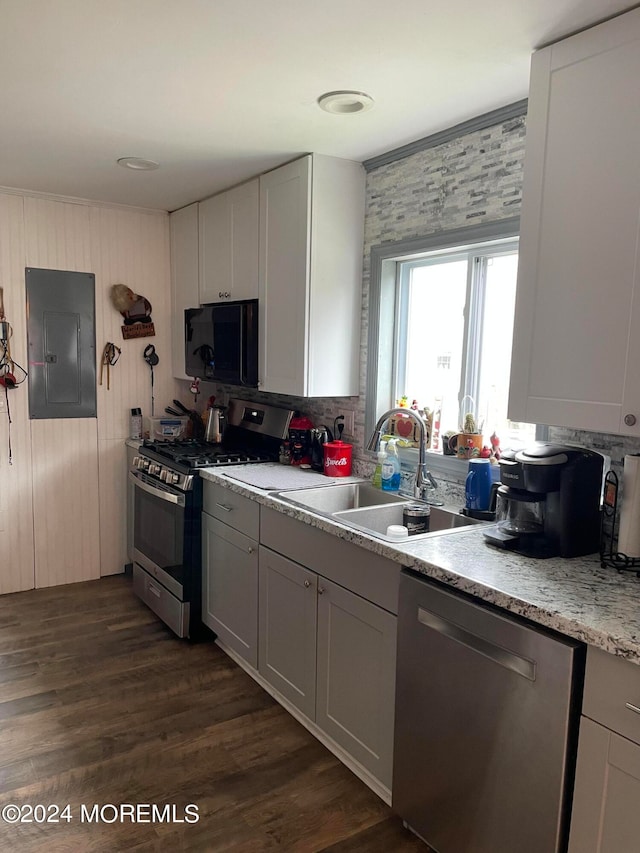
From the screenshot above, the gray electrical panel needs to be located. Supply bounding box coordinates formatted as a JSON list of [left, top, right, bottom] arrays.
[[26, 267, 96, 419]]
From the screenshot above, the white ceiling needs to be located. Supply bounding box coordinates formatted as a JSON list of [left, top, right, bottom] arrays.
[[0, 0, 633, 211]]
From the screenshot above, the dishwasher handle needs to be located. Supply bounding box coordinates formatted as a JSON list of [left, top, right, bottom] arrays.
[[418, 606, 537, 681]]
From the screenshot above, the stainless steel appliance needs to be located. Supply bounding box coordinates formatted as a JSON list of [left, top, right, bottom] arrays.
[[393, 571, 583, 853], [483, 442, 603, 558], [184, 300, 258, 386], [204, 405, 226, 443], [130, 398, 293, 638]]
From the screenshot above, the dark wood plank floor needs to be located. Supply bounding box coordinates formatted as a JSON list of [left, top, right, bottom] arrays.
[[0, 575, 425, 852]]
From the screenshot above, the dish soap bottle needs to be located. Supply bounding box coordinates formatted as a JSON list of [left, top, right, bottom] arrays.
[[372, 446, 386, 489], [381, 440, 401, 492]]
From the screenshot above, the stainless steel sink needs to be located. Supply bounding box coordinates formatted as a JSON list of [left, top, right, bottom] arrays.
[[333, 503, 484, 542], [274, 481, 407, 514], [274, 481, 484, 543]]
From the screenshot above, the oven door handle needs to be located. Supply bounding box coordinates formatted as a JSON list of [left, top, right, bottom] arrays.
[[129, 471, 185, 507]]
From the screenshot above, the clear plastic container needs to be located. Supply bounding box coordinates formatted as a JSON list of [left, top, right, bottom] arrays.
[[145, 416, 188, 440]]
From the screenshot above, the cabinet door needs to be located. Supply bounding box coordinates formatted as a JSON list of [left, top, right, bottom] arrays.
[[316, 578, 397, 788], [170, 203, 199, 380], [508, 9, 640, 436], [259, 155, 311, 395], [202, 513, 258, 668], [569, 716, 640, 853], [258, 545, 317, 718], [199, 180, 259, 303]]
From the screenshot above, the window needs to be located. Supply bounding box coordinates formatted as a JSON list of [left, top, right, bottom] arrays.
[[366, 218, 537, 471]]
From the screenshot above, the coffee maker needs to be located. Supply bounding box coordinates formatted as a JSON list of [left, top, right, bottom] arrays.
[[483, 443, 603, 558], [288, 414, 314, 466]]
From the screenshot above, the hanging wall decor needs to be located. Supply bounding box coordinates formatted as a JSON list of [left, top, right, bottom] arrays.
[[110, 283, 155, 340]]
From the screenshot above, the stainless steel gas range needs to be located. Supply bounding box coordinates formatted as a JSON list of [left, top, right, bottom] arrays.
[[129, 398, 293, 638]]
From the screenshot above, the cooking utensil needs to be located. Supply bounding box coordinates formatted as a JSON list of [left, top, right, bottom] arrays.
[[171, 399, 205, 440], [172, 399, 192, 415], [165, 406, 182, 417]]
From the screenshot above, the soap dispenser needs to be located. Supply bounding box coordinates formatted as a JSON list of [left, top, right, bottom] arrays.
[[381, 440, 401, 492], [372, 444, 386, 489]]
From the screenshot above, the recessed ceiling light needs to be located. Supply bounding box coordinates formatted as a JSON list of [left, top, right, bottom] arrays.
[[317, 91, 374, 115], [117, 157, 160, 171]]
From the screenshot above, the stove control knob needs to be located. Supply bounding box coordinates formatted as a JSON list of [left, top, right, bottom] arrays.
[[152, 464, 162, 475], [172, 473, 180, 485], [140, 458, 150, 470], [158, 469, 166, 481], [132, 456, 140, 467]]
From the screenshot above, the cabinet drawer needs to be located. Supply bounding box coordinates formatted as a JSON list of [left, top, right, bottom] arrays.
[[203, 481, 259, 539], [583, 646, 640, 745], [133, 564, 188, 638]]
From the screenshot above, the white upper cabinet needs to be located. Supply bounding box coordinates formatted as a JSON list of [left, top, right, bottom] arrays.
[[199, 179, 259, 303], [259, 154, 365, 397], [170, 202, 199, 380], [508, 8, 640, 436]]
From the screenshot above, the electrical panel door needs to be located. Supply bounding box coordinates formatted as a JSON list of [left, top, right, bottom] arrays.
[[26, 267, 96, 419]]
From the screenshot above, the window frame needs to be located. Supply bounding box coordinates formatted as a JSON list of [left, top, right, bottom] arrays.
[[365, 217, 545, 479]]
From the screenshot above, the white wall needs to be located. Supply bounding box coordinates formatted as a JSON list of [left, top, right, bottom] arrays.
[[0, 190, 176, 593]]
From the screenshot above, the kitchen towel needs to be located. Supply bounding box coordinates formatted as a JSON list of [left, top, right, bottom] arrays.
[[618, 455, 640, 557]]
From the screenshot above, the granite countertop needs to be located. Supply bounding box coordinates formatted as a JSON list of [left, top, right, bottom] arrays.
[[200, 467, 640, 665]]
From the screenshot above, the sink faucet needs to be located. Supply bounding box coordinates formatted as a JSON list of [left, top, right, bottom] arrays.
[[366, 408, 442, 504]]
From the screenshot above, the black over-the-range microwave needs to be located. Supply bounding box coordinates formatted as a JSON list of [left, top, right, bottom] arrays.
[[184, 299, 258, 386]]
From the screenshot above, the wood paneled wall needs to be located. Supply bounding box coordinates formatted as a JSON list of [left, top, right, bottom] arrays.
[[0, 189, 175, 592], [0, 194, 34, 595]]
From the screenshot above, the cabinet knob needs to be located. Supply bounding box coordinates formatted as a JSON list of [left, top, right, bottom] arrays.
[[318, 586, 325, 595], [218, 291, 223, 298], [304, 580, 310, 588], [625, 414, 637, 427], [248, 547, 254, 554]]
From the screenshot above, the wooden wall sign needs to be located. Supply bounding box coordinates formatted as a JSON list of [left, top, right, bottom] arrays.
[[121, 323, 155, 340]]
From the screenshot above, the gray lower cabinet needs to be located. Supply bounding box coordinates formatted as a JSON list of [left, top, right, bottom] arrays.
[[316, 577, 397, 789], [202, 512, 258, 667], [258, 543, 397, 789], [258, 546, 317, 718], [569, 647, 640, 853], [569, 718, 640, 853]]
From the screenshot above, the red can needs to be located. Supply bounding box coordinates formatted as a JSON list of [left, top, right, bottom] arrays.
[[323, 440, 352, 477]]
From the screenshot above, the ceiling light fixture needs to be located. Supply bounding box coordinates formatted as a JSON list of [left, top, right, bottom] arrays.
[[317, 90, 374, 115], [117, 157, 160, 171]]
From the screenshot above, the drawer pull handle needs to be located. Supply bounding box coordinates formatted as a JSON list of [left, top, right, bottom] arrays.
[[625, 702, 640, 715], [148, 582, 161, 599], [215, 503, 233, 512]]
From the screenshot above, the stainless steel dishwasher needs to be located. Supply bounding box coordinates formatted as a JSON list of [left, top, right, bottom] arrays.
[[393, 570, 584, 853]]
